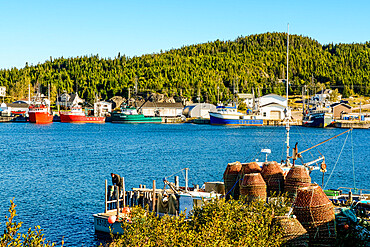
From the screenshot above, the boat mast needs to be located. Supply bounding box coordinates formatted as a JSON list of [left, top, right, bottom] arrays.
[[285, 24, 291, 165]]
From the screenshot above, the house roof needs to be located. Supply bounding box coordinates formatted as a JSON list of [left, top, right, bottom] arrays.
[[260, 94, 287, 101], [331, 102, 351, 109], [316, 89, 331, 95], [237, 93, 253, 99], [141, 102, 184, 108], [260, 102, 286, 108], [7, 103, 29, 108]]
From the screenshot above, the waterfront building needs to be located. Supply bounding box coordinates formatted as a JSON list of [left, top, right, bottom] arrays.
[[258, 94, 287, 120], [330, 103, 352, 119], [141, 102, 184, 117], [94, 101, 112, 117]]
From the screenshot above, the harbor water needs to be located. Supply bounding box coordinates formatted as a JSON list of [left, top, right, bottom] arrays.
[[0, 123, 369, 246]]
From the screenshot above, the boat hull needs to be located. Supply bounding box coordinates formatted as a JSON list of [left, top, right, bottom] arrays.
[[111, 113, 162, 123], [93, 213, 124, 235], [303, 113, 333, 128], [28, 112, 53, 124], [60, 113, 105, 123], [209, 113, 263, 126]]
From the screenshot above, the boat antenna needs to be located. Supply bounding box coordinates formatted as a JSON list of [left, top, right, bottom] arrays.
[[285, 23, 291, 166]]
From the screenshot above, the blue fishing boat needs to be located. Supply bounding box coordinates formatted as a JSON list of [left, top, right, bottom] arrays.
[[302, 108, 333, 128], [209, 105, 263, 126]]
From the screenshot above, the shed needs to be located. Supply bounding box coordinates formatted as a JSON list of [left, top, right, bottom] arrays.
[[257, 94, 287, 120], [182, 103, 216, 119], [260, 103, 286, 120], [141, 102, 184, 117], [331, 103, 352, 119]]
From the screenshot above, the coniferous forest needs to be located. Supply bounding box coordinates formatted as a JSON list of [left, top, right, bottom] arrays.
[[1, 32, 369, 104]]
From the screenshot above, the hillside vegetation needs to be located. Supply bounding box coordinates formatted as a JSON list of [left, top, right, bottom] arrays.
[[1, 32, 369, 104]]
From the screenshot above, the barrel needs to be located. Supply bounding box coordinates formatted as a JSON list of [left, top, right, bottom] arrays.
[[261, 161, 284, 196], [271, 215, 309, 247], [293, 185, 336, 246], [240, 173, 267, 202], [240, 162, 262, 175], [223, 161, 242, 200], [284, 165, 311, 199]]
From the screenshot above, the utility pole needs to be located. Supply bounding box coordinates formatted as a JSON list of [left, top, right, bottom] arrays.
[[217, 86, 220, 104], [285, 23, 291, 166]]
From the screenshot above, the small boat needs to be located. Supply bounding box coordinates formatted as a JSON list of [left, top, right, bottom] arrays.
[[209, 105, 263, 126], [60, 105, 105, 123], [28, 104, 53, 124], [111, 105, 162, 123], [93, 169, 223, 234]]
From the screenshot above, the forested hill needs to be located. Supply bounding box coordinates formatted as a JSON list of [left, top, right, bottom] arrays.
[[1, 32, 369, 104]]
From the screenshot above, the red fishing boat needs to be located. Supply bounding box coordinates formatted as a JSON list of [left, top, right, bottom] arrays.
[[60, 106, 105, 123], [28, 104, 53, 124]]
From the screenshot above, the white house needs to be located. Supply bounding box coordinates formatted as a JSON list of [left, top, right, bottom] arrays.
[[94, 101, 112, 117], [237, 93, 254, 108], [57, 93, 84, 108], [312, 89, 332, 102], [258, 94, 287, 120]]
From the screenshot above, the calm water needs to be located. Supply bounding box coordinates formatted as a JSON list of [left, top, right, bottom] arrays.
[[0, 123, 369, 246]]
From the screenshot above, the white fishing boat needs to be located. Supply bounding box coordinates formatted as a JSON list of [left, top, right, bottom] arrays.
[[209, 104, 263, 126]]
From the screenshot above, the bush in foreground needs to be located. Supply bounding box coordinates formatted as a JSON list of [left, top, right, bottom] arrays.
[[0, 199, 63, 247], [110, 197, 289, 247]]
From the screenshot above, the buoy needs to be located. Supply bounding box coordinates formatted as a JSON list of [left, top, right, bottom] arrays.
[[122, 207, 131, 214], [108, 215, 116, 224]]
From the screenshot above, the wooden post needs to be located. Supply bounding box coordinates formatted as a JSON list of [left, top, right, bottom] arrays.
[[104, 179, 108, 213], [116, 185, 120, 216], [122, 177, 126, 207], [175, 176, 179, 190], [152, 180, 156, 212], [185, 168, 189, 192]]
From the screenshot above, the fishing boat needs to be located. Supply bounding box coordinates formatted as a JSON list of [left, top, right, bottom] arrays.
[[302, 108, 333, 128], [93, 169, 223, 234], [111, 105, 162, 123], [28, 104, 53, 124], [60, 105, 105, 123], [209, 105, 263, 126]]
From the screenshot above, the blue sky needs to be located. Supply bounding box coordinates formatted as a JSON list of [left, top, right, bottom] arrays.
[[0, 0, 369, 69]]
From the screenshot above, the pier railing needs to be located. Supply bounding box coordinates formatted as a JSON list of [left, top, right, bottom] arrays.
[[104, 176, 186, 217]]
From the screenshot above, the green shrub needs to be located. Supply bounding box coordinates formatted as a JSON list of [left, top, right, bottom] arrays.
[[0, 199, 63, 247], [110, 197, 288, 247]]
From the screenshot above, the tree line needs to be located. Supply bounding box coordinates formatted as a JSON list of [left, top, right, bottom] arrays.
[[0, 32, 369, 104]]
